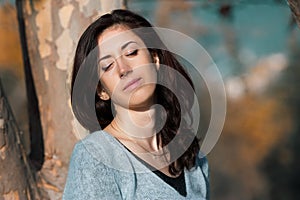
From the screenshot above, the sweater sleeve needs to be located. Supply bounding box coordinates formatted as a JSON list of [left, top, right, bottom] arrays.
[[200, 156, 209, 181], [63, 142, 122, 200], [199, 155, 210, 199]]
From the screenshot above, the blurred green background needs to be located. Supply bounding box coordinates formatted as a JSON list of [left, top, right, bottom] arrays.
[[1, 0, 299, 199]]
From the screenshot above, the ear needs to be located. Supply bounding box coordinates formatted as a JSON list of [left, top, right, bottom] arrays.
[[98, 89, 110, 101], [153, 54, 160, 70]]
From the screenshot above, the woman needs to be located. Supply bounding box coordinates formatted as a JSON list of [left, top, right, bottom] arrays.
[[63, 9, 209, 199]]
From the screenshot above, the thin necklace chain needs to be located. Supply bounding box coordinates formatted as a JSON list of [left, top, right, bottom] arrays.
[[110, 122, 169, 158]]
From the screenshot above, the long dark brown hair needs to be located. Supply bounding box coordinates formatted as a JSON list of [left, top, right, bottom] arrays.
[[71, 9, 199, 176]]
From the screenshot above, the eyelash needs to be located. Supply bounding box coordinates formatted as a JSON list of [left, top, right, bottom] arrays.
[[102, 63, 113, 71], [126, 49, 138, 57], [101, 49, 138, 71]]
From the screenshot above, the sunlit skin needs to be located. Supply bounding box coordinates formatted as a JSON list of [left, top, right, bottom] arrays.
[[97, 26, 176, 177], [98, 25, 158, 110]]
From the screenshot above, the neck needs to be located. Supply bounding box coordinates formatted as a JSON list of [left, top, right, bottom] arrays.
[[105, 105, 173, 172], [106, 105, 160, 151]]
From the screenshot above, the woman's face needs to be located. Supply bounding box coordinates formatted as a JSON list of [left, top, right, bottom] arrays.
[[97, 25, 158, 110]]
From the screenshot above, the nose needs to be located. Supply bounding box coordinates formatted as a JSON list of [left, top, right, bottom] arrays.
[[117, 58, 132, 78]]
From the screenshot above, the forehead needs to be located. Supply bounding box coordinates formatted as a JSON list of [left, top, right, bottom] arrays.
[[97, 25, 145, 52]]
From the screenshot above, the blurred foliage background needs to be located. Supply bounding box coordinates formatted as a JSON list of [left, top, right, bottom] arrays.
[[0, 0, 299, 199], [0, 1, 29, 152]]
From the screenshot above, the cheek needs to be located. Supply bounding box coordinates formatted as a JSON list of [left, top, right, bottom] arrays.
[[99, 69, 122, 95], [144, 65, 158, 83], [100, 77, 114, 95]]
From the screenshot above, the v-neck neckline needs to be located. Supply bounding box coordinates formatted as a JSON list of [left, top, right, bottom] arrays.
[[98, 130, 189, 198]]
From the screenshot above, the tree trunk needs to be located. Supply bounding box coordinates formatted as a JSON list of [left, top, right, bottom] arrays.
[[18, 0, 126, 199], [0, 80, 40, 200]]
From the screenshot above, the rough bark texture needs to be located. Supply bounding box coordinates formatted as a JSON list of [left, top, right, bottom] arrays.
[[0, 80, 40, 200], [16, 0, 45, 172], [288, 0, 300, 28], [20, 0, 126, 199]]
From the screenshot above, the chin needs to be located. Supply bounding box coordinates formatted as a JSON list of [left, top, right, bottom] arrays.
[[127, 86, 156, 110]]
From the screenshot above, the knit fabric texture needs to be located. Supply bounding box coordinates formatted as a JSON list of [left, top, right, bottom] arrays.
[[63, 131, 209, 200]]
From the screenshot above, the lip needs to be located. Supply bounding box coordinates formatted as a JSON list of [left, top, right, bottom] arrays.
[[123, 78, 142, 92]]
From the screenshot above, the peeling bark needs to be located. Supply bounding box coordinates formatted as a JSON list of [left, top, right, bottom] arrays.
[[17, 0, 126, 199]]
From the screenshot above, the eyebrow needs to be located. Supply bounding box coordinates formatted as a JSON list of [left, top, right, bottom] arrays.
[[121, 41, 137, 50], [98, 41, 138, 62]]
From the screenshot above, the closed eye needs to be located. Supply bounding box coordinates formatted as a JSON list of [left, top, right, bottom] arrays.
[[125, 49, 138, 57], [102, 62, 113, 71]]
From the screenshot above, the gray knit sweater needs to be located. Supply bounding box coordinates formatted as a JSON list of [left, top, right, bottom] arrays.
[[63, 131, 209, 200]]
